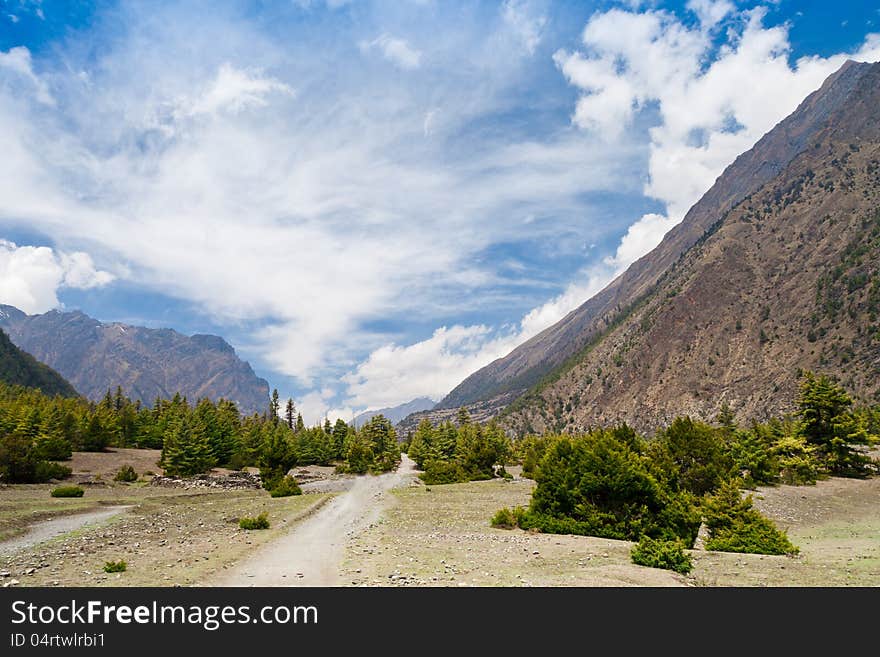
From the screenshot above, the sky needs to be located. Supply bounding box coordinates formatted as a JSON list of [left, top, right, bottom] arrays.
[[0, 0, 879, 422]]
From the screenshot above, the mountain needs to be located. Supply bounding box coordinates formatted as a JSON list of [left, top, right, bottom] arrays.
[[0, 305, 270, 414], [353, 397, 436, 428], [0, 325, 79, 397], [433, 60, 880, 433]]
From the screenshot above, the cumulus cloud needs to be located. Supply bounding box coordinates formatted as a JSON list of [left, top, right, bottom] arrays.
[[0, 46, 54, 105], [686, 0, 735, 28], [0, 241, 114, 314], [359, 35, 422, 70]]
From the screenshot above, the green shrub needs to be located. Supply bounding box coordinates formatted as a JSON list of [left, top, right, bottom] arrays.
[[526, 430, 701, 543], [239, 512, 270, 530], [269, 475, 302, 497], [630, 536, 693, 574], [703, 480, 798, 555], [102, 560, 127, 573], [34, 461, 72, 482], [491, 507, 518, 529], [51, 485, 84, 498], [419, 460, 468, 485], [113, 464, 138, 483]]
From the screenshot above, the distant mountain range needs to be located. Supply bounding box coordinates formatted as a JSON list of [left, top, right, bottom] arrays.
[[406, 59, 880, 434], [0, 305, 270, 414], [353, 397, 436, 428], [0, 327, 78, 397]]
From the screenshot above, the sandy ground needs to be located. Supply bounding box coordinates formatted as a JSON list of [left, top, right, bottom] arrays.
[[211, 455, 417, 586], [343, 471, 880, 587], [343, 477, 685, 587]]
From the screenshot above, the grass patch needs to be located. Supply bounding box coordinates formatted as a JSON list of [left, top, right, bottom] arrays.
[[102, 560, 127, 573]]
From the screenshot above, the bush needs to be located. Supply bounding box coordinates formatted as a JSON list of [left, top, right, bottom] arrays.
[[491, 507, 520, 529], [239, 512, 270, 530], [630, 536, 693, 575], [51, 485, 84, 498], [703, 480, 798, 555], [113, 464, 138, 483], [526, 430, 701, 543], [269, 475, 302, 498], [103, 560, 127, 573], [420, 460, 468, 485], [34, 461, 72, 482]]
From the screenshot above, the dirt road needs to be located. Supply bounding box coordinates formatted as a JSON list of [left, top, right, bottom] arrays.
[[211, 455, 416, 586], [0, 506, 131, 556]]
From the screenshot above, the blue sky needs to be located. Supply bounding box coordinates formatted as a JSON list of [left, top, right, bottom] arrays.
[[0, 0, 878, 421]]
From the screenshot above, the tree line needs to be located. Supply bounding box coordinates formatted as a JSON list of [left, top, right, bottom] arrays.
[[0, 384, 400, 489]]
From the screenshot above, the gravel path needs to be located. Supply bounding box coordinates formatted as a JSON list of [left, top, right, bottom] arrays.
[[0, 506, 132, 555], [211, 455, 416, 587]]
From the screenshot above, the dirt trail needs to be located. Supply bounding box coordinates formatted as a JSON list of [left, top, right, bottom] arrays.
[[0, 506, 131, 555], [211, 455, 416, 587]]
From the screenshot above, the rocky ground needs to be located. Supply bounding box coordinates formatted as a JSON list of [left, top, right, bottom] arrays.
[[0, 449, 335, 587], [0, 487, 328, 587]]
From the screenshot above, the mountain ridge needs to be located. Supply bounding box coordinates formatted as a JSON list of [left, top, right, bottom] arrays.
[[0, 327, 79, 397], [0, 305, 270, 414], [437, 60, 875, 414], [501, 59, 880, 434]]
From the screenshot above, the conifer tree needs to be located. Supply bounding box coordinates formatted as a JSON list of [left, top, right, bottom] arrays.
[[160, 416, 215, 476], [284, 398, 296, 429]]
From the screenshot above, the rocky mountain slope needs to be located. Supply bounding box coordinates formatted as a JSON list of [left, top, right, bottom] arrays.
[[504, 60, 880, 434], [437, 61, 873, 413], [425, 60, 880, 434], [0, 305, 269, 413], [0, 325, 79, 397]]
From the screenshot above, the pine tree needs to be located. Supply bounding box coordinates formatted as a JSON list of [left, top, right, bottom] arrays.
[[797, 371, 874, 475], [360, 415, 399, 472], [161, 416, 215, 476], [331, 419, 348, 459], [284, 398, 296, 429], [408, 419, 436, 469], [269, 389, 280, 426], [259, 424, 296, 490]]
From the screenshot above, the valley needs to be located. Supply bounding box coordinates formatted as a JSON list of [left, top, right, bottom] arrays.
[[2, 448, 878, 587]]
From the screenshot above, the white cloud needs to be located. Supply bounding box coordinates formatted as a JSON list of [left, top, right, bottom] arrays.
[[184, 63, 294, 117], [502, 0, 548, 55], [359, 34, 422, 70], [0, 46, 54, 105], [557, 6, 880, 272], [686, 0, 735, 29], [0, 240, 114, 314], [342, 265, 614, 409], [3, 4, 879, 421], [337, 6, 880, 413]]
